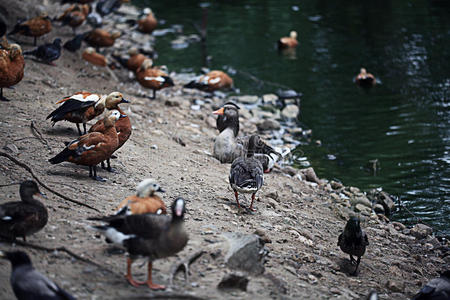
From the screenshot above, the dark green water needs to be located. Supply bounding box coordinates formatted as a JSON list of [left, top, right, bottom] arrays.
[[133, 0, 450, 235]]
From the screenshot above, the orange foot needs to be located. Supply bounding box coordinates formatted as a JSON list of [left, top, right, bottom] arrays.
[[125, 274, 145, 287], [147, 282, 166, 290]]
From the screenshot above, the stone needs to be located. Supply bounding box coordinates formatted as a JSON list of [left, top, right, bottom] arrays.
[[217, 272, 249, 291], [3, 143, 19, 154], [281, 104, 299, 119], [386, 280, 404, 293], [350, 196, 372, 208], [256, 119, 281, 131], [410, 224, 433, 239], [330, 181, 343, 190], [235, 95, 259, 104], [222, 232, 267, 275], [262, 94, 278, 105], [355, 204, 372, 216], [301, 168, 321, 184], [368, 190, 396, 215], [391, 221, 406, 231], [373, 204, 385, 214], [281, 166, 298, 176], [165, 99, 180, 106]]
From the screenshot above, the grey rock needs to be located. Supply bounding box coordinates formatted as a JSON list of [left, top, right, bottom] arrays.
[[391, 221, 406, 231], [3, 143, 19, 153], [262, 94, 278, 105], [330, 181, 343, 190], [350, 196, 372, 208], [368, 190, 396, 215], [373, 204, 385, 214], [386, 280, 404, 293], [281, 104, 299, 119], [300, 167, 321, 184], [235, 95, 259, 104], [410, 224, 433, 239], [355, 203, 372, 216], [217, 272, 249, 291], [222, 232, 267, 275], [257, 119, 281, 131]]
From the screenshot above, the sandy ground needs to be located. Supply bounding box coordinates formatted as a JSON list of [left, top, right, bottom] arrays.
[[0, 1, 448, 299]]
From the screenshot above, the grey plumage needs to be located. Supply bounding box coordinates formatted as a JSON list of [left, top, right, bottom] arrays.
[[23, 38, 62, 64], [337, 216, 369, 275], [412, 271, 450, 300], [0, 250, 76, 300]]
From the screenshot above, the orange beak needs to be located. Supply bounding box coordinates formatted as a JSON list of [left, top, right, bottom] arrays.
[[213, 107, 224, 115]]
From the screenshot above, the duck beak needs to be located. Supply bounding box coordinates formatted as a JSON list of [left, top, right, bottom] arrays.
[[120, 98, 130, 104], [213, 107, 224, 115], [157, 187, 165, 193]]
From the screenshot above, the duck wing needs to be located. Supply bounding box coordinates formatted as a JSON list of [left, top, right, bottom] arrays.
[[0, 202, 39, 230], [230, 157, 263, 190], [46, 99, 96, 122]]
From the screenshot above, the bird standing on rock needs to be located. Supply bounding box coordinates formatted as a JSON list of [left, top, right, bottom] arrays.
[[0, 250, 76, 300], [89, 197, 188, 290], [0, 43, 25, 101], [412, 270, 450, 300], [49, 111, 121, 181], [8, 14, 52, 46], [23, 38, 62, 65], [0, 180, 47, 242], [229, 135, 264, 212], [337, 216, 369, 275]]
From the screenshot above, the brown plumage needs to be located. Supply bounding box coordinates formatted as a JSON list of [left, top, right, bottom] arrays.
[[82, 47, 107, 67], [136, 59, 174, 99], [47, 91, 129, 135], [116, 179, 166, 215], [0, 43, 25, 101], [49, 111, 121, 181], [0, 181, 47, 242], [138, 9, 157, 34], [89, 107, 131, 171], [184, 70, 233, 92], [278, 31, 298, 49], [9, 14, 52, 46], [355, 68, 376, 87], [85, 29, 121, 50], [126, 48, 147, 72]]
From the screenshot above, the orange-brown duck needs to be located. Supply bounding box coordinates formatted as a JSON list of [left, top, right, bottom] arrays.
[[0, 181, 47, 242], [0, 43, 24, 101], [137, 8, 157, 34], [84, 28, 121, 51], [89, 107, 131, 172], [89, 198, 188, 289], [355, 68, 376, 88], [82, 47, 108, 67], [116, 179, 166, 215], [8, 14, 52, 46], [136, 59, 174, 99], [47, 91, 129, 135], [49, 111, 120, 181], [56, 4, 90, 34], [184, 70, 233, 92], [278, 31, 298, 49]]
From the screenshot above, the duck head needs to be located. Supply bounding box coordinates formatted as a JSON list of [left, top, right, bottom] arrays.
[[136, 178, 165, 197], [0, 250, 33, 268], [105, 92, 129, 109], [103, 109, 121, 127], [213, 102, 240, 136], [9, 44, 23, 60], [171, 198, 186, 220], [128, 47, 139, 56], [139, 58, 154, 71], [19, 180, 45, 202], [290, 31, 298, 39], [360, 68, 367, 75], [344, 216, 362, 237]]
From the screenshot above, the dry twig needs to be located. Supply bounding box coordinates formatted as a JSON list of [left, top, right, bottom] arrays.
[[0, 151, 99, 212], [30, 121, 51, 151], [169, 250, 205, 286]]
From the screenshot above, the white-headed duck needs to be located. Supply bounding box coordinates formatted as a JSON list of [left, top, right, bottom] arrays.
[[49, 111, 120, 181], [8, 13, 52, 46], [89, 197, 188, 289], [0, 43, 25, 101], [184, 70, 233, 93], [47, 91, 129, 135], [138, 8, 157, 34], [278, 31, 298, 49], [136, 59, 174, 99], [355, 68, 376, 87], [116, 179, 166, 215]]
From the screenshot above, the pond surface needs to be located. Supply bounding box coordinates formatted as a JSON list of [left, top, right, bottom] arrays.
[[133, 0, 450, 235]]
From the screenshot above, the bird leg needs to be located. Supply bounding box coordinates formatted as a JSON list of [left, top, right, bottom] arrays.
[[349, 255, 356, 265], [151, 89, 156, 99], [76, 123, 82, 136], [125, 258, 145, 287], [234, 191, 241, 209], [249, 193, 257, 212], [89, 166, 93, 177], [91, 165, 106, 182], [105, 158, 117, 173], [33, 37, 37, 46], [0, 88, 9, 101], [351, 256, 361, 276], [83, 123, 87, 135], [101, 161, 106, 169], [146, 262, 166, 290]]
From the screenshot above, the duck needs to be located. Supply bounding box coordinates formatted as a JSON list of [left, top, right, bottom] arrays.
[[0, 250, 76, 300], [96, 0, 129, 17], [278, 31, 298, 49], [8, 14, 52, 46], [0, 180, 47, 242], [63, 32, 88, 52], [137, 8, 157, 34], [0, 43, 25, 102], [56, 4, 90, 34], [88, 106, 131, 172], [213, 102, 281, 172], [136, 59, 174, 99], [116, 178, 166, 215], [184, 70, 233, 93], [49, 111, 120, 181], [89, 197, 188, 290], [229, 135, 264, 212], [46, 91, 129, 135], [337, 216, 369, 276], [355, 68, 376, 87], [84, 28, 121, 51], [23, 38, 62, 65], [82, 47, 108, 67], [412, 270, 450, 300], [125, 48, 147, 72]]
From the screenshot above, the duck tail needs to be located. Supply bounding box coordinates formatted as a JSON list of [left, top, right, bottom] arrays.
[[49, 148, 74, 164], [23, 48, 37, 57], [184, 80, 203, 90]]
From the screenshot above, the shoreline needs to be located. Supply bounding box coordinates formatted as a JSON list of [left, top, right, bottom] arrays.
[[0, 1, 448, 299]]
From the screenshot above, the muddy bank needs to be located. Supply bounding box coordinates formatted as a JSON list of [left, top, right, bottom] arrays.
[[0, 1, 448, 299]]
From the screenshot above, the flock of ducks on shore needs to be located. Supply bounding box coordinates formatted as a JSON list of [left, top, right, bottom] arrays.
[[0, 1, 445, 299]]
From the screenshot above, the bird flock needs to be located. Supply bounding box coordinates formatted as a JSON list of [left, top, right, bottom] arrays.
[[0, 0, 446, 299]]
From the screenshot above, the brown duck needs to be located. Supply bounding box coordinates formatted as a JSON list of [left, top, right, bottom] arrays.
[[116, 179, 166, 215], [355, 68, 376, 88], [136, 59, 174, 99], [85, 28, 121, 51], [89, 198, 188, 290], [278, 31, 298, 49], [8, 14, 52, 46], [184, 70, 233, 92], [49, 111, 120, 181], [0, 43, 25, 101], [137, 8, 157, 34], [0, 181, 47, 241], [82, 47, 108, 67]]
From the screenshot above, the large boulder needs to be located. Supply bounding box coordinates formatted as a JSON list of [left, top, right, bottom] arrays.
[[410, 224, 433, 239], [367, 189, 396, 216]]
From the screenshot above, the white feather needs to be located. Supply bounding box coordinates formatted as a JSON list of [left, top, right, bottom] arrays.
[[144, 76, 165, 82], [209, 77, 221, 84], [2, 216, 12, 221], [71, 94, 99, 102], [104, 228, 135, 245]]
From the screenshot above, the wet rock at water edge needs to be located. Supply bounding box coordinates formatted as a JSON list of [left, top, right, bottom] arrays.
[[281, 104, 299, 119], [410, 224, 433, 240], [257, 119, 281, 131], [367, 189, 396, 215], [217, 272, 249, 291], [234, 95, 259, 104]]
